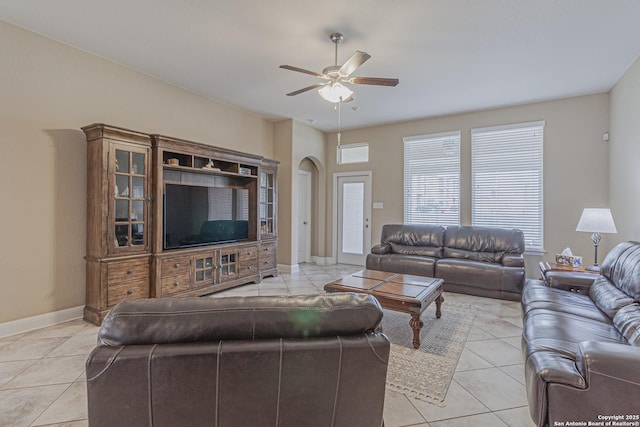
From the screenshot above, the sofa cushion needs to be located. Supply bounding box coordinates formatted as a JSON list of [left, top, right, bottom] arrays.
[[613, 303, 640, 346], [389, 242, 442, 257], [442, 247, 503, 263], [380, 224, 445, 258], [443, 225, 525, 263], [523, 310, 627, 358], [589, 277, 635, 319], [435, 258, 502, 290], [600, 241, 640, 300], [521, 281, 611, 323], [99, 294, 383, 346], [366, 253, 436, 277]]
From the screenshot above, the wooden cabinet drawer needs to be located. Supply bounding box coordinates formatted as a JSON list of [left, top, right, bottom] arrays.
[[259, 255, 276, 270], [107, 279, 149, 307], [161, 273, 191, 296], [161, 255, 191, 277], [260, 241, 277, 257], [239, 260, 258, 277], [239, 245, 258, 261], [107, 259, 149, 284]]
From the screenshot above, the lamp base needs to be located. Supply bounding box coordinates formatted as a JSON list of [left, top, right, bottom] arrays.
[[585, 265, 600, 272]]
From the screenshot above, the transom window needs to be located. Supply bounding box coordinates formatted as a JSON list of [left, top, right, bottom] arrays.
[[337, 143, 369, 165]]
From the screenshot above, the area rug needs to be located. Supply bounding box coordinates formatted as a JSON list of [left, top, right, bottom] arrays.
[[382, 302, 477, 406]]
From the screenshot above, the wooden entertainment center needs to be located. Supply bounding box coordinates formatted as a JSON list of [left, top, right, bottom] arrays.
[[83, 124, 278, 325]]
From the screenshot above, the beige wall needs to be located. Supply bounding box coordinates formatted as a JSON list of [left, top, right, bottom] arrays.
[[325, 94, 611, 275], [0, 22, 274, 323], [273, 119, 327, 268], [610, 57, 640, 243]]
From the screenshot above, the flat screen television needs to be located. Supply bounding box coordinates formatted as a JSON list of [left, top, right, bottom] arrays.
[[164, 183, 249, 249]]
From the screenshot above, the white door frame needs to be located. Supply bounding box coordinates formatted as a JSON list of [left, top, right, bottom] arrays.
[[332, 171, 372, 265], [297, 170, 312, 263]]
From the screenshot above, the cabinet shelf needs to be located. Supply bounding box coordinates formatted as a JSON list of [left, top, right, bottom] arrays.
[[163, 164, 257, 180]]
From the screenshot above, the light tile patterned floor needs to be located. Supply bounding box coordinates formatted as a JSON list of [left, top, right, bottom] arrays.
[[0, 263, 535, 427]]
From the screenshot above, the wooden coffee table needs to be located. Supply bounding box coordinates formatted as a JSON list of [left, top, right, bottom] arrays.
[[324, 269, 444, 349]]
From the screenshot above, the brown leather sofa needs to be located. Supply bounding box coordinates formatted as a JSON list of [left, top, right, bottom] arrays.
[[86, 293, 390, 427], [366, 224, 525, 300], [522, 241, 640, 427]]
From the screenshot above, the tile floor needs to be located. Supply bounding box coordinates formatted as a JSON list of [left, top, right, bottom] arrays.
[[0, 263, 535, 427]]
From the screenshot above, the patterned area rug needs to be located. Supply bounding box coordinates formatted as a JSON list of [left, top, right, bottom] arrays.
[[382, 302, 477, 406]]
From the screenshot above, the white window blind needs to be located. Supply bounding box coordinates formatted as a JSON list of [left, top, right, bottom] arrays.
[[471, 121, 544, 251], [403, 131, 461, 225]]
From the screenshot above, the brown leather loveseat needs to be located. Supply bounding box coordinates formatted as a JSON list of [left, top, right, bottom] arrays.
[[366, 224, 525, 300], [522, 241, 640, 427], [86, 293, 390, 427]]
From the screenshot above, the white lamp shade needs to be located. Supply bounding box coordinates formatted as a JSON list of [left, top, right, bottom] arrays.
[[575, 208, 618, 233], [318, 82, 353, 103]]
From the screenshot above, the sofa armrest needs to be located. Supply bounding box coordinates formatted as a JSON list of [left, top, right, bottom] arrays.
[[502, 254, 524, 267], [371, 243, 391, 255], [545, 270, 597, 294], [577, 341, 640, 385]]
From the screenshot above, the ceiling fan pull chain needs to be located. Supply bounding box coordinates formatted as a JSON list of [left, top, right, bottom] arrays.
[[337, 100, 342, 147]]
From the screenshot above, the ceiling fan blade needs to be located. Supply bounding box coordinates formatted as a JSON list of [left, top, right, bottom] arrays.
[[350, 77, 399, 87], [279, 65, 325, 78], [339, 51, 371, 76], [286, 83, 327, 96]]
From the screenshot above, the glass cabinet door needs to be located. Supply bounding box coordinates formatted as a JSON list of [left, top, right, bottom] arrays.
[[110, 144, 150, 254], [218, 249, 238, 282], [194, 255, 215, 287], [259, 169, 276, 238]]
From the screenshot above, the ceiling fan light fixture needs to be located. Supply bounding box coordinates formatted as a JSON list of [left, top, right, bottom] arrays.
[[318, 82, 353, 103]]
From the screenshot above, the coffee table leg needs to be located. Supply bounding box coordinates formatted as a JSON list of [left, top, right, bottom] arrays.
[[435, 295, 444, 319], [409, 313, 423, 349]]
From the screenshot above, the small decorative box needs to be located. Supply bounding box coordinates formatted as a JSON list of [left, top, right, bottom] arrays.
[[555, 254, 583, 267]]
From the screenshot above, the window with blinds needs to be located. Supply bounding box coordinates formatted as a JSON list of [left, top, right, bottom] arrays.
[[471, 121, 544, 251], [403, 131, 461, 225]]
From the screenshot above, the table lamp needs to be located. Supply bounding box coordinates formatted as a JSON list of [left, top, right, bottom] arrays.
[[575, 208, 617, 271]]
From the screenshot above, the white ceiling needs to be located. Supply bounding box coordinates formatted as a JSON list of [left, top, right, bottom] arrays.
[[1, 0, 639, 132]]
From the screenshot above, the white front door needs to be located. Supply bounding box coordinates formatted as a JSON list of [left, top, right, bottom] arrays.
[[335, 173, 372, 265], [297, 171, 311, 263]]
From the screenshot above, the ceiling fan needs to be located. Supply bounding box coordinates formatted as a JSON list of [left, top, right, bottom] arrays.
[[280, 32, 399, 103]]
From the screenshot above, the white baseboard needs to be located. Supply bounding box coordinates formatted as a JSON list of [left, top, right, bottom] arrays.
[[277, 263, 300, 274], [0, 305, 84, 338]]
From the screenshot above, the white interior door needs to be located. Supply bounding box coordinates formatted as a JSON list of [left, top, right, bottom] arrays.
[[336, 173, 371, 265], [297, 171, 311, 263]]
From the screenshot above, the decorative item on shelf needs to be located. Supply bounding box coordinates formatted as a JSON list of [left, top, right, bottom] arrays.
[[239, 166, 252, 175], [201, 158, 220, 171], [167, 158, 179, 166], [576, 208, 618, 271]]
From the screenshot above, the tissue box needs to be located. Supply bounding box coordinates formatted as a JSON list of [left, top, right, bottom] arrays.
[[555, 254, 583, 267]]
